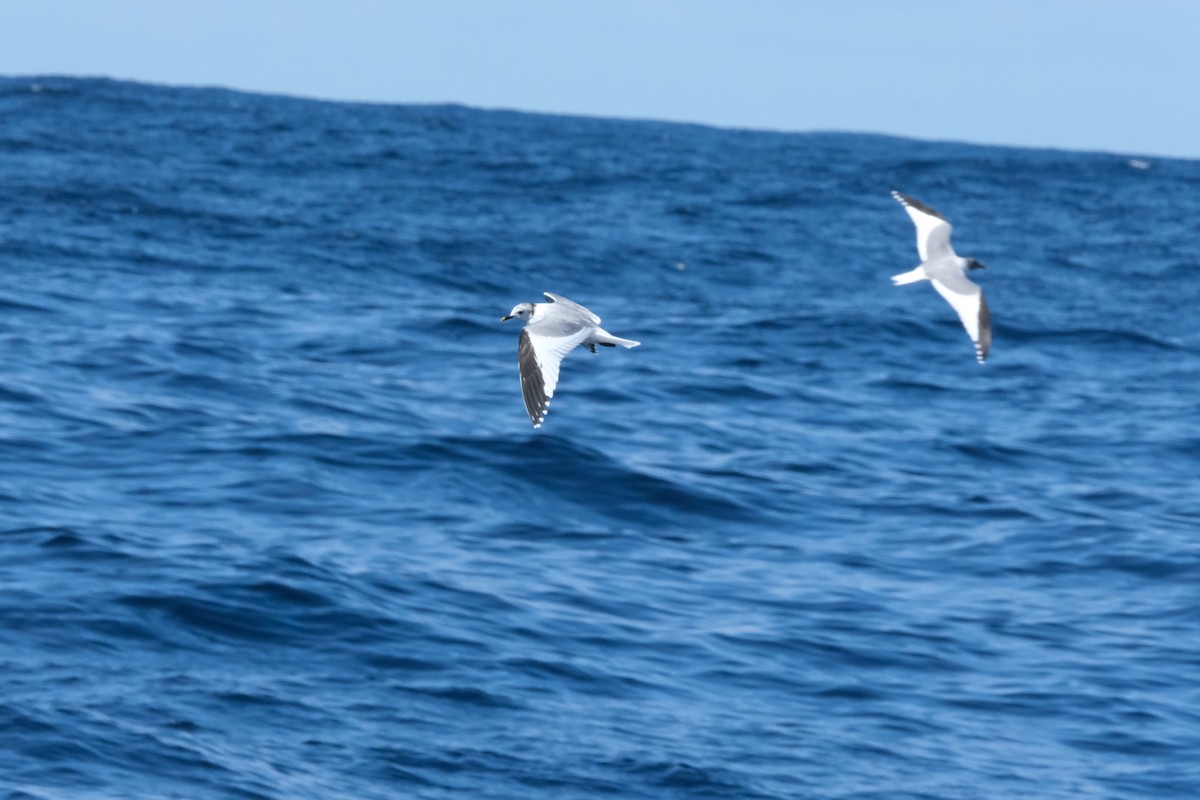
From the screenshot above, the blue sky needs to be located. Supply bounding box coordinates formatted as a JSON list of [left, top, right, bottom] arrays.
[[2, 0, 1197, 158]]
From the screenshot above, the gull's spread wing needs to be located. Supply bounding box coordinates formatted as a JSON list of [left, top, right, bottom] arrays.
[[518, 326, 592, 427], [930, 274, 991, 363], [543, 292, 601, 325], [893, 191, 953, 262]]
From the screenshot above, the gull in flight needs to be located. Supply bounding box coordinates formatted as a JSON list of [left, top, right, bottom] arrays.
[[501, 292, 640, 428], [890, 191, 992, 363]]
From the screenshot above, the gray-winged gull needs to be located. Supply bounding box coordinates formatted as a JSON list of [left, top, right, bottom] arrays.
[[890, 191, 992, 363], [501, 292, 640, 428]]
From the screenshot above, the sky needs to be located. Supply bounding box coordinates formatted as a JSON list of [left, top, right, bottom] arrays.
[[1, 0, 1197, 159]]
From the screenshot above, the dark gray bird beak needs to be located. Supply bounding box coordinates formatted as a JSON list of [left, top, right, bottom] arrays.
[[501, 315, 513, 321]]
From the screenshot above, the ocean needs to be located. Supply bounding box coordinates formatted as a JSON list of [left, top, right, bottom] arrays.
[[1, 76, 1197, 799]]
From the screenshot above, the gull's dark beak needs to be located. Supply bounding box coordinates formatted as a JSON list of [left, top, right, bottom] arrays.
[[501, 315, 513, 322]]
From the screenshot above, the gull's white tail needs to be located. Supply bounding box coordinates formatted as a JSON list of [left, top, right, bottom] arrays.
[[891, 266, 928, 286], [593, 329, 641, 348]]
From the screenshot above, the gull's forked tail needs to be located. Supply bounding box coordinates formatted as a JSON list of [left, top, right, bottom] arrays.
[[891, 266, 928, 286], [593, 328, 640, 348]]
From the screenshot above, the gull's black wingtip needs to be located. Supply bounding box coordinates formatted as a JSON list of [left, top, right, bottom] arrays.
[[891, 190, 947, 222]]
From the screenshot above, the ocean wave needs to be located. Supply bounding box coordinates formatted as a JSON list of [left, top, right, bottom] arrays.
[[2, 76, 1199, 800]]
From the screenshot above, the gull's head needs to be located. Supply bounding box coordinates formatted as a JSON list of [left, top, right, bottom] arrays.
[[967, 258, 987, 271], [501, 302, 535, 322]]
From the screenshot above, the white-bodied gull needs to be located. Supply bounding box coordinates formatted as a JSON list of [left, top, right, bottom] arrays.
[[890, 191, 992, 363], [501, 292, 640, 428]]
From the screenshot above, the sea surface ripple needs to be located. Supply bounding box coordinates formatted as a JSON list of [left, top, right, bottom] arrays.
[[1, 77, 1199, 799]]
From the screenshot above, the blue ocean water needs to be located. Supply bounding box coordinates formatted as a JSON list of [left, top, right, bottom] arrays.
[[1, 75, 1198, 799]]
